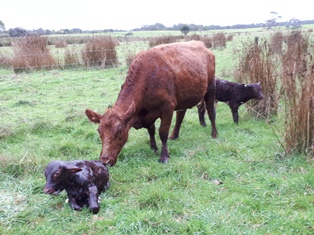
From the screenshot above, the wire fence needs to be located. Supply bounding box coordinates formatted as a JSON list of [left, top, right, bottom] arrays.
[[0, 31, 313, 158]]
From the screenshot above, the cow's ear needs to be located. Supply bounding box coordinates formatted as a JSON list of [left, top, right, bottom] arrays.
[[65, 166, 82, 174], [85, 109, 101, 124]]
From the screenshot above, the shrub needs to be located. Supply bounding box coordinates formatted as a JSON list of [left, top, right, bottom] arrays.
[[82, 36, 118, 68], [125, 50, 136, 67], [64, 46, 81, 68], [212, 33, 226, 48], [54, 40, 68, 48], [270, 31, 284, 54], [0, 49, 12, 68], [226, 34, 234, 41], [11, 35, 57, 73], [148, 35, 182, 47], [234, 38, 279, 119], [281, 30, 313, 157], [201, 36, 213, 48]]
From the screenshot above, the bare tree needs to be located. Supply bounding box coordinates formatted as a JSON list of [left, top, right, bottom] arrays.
[[265, 12, 282, 30]]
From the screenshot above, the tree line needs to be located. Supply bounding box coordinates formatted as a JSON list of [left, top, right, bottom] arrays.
[[1, 18, 313, 37]]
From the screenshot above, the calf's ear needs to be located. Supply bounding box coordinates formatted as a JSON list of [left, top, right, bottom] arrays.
[[85, 109, 101, 124], [65, 166, 82, 174]]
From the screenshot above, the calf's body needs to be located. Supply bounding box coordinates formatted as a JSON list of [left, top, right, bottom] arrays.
[[198, 78, 264, 125], [44, 160, 110, 214]]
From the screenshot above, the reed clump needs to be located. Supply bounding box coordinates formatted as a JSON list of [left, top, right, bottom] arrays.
[[11, 35, 56, 73], [281, 30, 313, 157], [82, 36, 118, 68], [235, 37, 279, 119]]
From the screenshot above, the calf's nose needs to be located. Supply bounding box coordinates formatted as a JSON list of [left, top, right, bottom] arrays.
[[44, 187, 53, 194]]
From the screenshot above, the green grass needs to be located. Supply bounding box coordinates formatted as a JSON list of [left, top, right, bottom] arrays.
[[1, 32, 314, 234]]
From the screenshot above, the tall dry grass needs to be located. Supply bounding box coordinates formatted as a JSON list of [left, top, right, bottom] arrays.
[[148, 35, 182, 47], [64, 47, 81, 68], [11, 35, 56, 73], [82, 36, 118, 68], [270, 31, 284, 54], [281, 30, 313, 157], [0, 49, 12, 67], [234, 38, 280, 119], [212, 33, 226, 49]]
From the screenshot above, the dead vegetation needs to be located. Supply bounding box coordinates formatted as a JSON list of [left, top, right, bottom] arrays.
[[82, 36, 118, 68], [11, 35, 57, 73], [281, 30, 313, 157], [234, 30, 313, 157]]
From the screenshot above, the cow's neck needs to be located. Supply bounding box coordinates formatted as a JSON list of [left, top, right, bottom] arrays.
[[112, 87, 143, 128]]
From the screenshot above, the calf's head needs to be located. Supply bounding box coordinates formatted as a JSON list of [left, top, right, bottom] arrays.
[[85, 103, 136, 166], [43, 161, 82, 194], [245, 82, 264, 100]]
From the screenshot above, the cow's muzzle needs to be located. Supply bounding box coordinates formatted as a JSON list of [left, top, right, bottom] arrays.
[[100, 156, 117, 167]]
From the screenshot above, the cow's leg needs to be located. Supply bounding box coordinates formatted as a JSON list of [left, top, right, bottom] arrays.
[[67, 192, 82, 211], [88, 186, 100, 214], [204, 83, 218, 138], [159, 108, 174, 163], [169, 109, 187, 140], [147, 123, 158, 152], [229, 103, 240, 124], [197, 100, 207, 127]]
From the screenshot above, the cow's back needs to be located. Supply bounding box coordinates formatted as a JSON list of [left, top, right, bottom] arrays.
[[124, 40, 215, 111], [154, 41, 215, 109]]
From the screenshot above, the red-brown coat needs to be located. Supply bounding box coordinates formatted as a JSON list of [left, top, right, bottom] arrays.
[[86, 40, 217, 166]]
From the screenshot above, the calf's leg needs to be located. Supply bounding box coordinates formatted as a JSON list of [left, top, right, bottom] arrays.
[[67, 192, 82, 211], [229, 102, 240, 124], [197, 100, 207, 127], [88, 186, 100, 214]]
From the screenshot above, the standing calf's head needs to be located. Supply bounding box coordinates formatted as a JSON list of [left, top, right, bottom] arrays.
[[43, 161, 82, 195], [244, 82, 264, 100]]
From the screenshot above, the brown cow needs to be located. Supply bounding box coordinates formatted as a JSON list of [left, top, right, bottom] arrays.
[[85, 40, 217, 166]]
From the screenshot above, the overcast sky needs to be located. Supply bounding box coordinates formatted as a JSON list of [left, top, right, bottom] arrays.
[[1, 0, 312, 31]]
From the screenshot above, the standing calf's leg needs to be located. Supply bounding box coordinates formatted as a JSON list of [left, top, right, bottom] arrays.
[[229, 103, 240, 124], [197, 100, 207, 127], [169, 109, 187, 140]]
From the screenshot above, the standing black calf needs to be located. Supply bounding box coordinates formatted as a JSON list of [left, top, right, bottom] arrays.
[[44, 160, 110, 214], [198, 78, 264, 125]]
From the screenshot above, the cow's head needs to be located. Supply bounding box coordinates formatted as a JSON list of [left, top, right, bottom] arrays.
[[85, 103, 136, 166]]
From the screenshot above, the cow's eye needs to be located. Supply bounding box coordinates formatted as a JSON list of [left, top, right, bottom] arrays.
[[116, 126, 123, 136]]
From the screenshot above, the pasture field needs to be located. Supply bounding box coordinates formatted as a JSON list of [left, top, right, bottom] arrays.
[[1, 31, 314, 235]]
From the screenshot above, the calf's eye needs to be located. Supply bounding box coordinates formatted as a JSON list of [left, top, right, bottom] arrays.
[[53, 170, 61, 179]]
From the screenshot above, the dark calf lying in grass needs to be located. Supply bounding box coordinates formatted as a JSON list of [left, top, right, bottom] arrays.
[[44, 160, 110, 214], [198, 78, 264, 125]]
